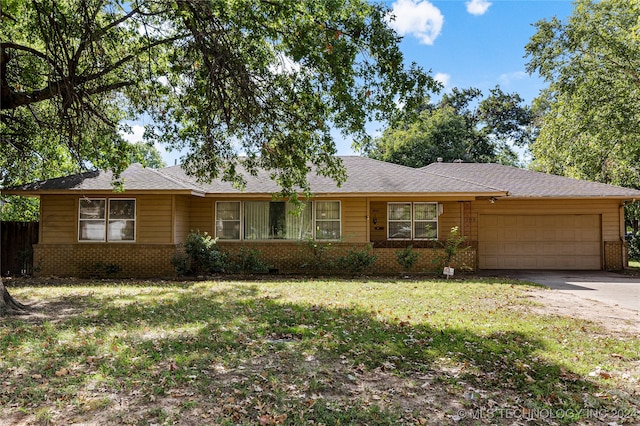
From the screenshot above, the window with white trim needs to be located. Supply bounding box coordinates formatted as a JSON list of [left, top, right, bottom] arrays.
[[388, 202, 438, 240], [388, 202, 412, 239], [79, 198, 135, 242], [214, 201, 340, 241], [315, 201, 341, 240], [413, 203, 438, 239], [215, 201, 241, 240]]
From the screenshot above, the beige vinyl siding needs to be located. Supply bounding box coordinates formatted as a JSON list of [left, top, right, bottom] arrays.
[[137, 195, 173, 243], [174, 195, 191, 243], [189, 198, 214, 235], [40, 195, 77, 243], [438, 202, 462, 239], [342, 198, 367, 242]]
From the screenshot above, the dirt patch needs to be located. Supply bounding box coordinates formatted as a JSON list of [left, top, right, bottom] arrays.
[[525, 287, 639, 334]]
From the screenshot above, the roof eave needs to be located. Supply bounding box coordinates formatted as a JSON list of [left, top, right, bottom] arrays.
[[0, 189, 206, 197]]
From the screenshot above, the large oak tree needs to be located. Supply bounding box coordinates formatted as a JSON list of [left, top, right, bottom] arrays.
[[0, 0, 438, 313]]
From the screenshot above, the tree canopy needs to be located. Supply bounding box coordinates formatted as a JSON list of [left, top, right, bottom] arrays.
[[525, 0, 640, 189], [1, 0, 437, 197], [365, 86, 534, 167]]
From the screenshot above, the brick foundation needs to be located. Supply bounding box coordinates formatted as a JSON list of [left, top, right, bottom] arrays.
[[33, 243, 179, 278], [604, 240, 627, 271], [33, 241, 479, 279], [218, 242, 477, 275]]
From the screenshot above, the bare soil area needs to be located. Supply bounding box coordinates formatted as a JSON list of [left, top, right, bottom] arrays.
[[526, 287, 639, 334]]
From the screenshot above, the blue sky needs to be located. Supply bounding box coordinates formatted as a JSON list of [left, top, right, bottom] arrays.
[[124, 0, 575, 165]]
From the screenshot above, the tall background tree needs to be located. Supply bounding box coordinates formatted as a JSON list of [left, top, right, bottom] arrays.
[[525, 0, 640, 232], [365, 86, 534, 167], [0, 0, 438, 314]]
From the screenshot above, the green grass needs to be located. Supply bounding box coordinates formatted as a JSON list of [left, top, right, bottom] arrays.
[[629, 260, 640, 269], [1, 277, 638, 425]]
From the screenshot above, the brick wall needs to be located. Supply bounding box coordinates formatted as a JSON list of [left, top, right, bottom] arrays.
[[218, 241, 477, 275], [604, 240, 627, 271], [33, 241, 478, 279], [33, 243, 179, 278]]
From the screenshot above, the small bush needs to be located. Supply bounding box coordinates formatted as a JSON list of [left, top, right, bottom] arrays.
[[171, 252, 190, 276], [299, 239, 335, 274], [433, 226, 468, 272], [184, 231, 227, 275], [337, 244, 377, 276], [627, 232, 640, 260], [396, 245, 419, 272], [233, 247, 270, 273]]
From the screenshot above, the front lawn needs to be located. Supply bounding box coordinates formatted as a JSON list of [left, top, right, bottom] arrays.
[[1, 278, 638, 425]]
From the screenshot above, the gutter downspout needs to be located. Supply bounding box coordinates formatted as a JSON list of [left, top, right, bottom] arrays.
[[621, 199, 636, 269]]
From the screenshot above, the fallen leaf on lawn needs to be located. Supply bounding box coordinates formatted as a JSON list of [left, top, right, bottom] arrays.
[[55, 368, 69, 377], [598, 371, 613, 379], [31, 374, 42, 380]]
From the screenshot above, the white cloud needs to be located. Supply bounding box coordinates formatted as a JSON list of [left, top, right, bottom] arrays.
[[387, 0, 444, 45], [434, 72, 451, 88], [466, 0, 492, 16], [269, 53, 302, 75], [499, 71, 528, 86], [120, 124, 145, 144]]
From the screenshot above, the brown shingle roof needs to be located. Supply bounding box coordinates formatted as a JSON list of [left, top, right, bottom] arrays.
[[3, 163, 197, 193], [160, 156, 505, 195], [422, 162, 640, 198]]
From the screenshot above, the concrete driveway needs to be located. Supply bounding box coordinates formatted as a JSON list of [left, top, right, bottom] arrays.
[[479, 270, 640, 312]]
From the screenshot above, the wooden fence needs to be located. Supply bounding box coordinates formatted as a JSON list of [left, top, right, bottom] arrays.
[[1, 222, 39, 276]]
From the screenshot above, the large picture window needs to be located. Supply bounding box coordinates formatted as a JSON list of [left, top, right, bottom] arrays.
[[215, 200, 340, 241], [388, 202, 438, 240], [79, 198, 135, 242], [243, 201, 312, 240]]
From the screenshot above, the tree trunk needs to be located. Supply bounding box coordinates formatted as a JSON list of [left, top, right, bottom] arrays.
[[0, 278, 28, 315]]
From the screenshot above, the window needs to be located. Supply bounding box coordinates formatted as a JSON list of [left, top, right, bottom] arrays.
[[216, 201, 241, 240], [79, 198, 135, 242], [215, 200, 339, 241], [388, 202, 438, 240], [79, 199, 106, 241], [388, 202, 412, 239], [413, 203, 438, 239], [243, 201, 312, 240], [315, 201, 341, 240]]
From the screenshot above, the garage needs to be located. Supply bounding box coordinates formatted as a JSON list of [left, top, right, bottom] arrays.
[[478, 214, 602, 270]]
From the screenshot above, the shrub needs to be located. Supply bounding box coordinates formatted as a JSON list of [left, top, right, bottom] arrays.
[[433, 226, 468, 271], [337, 244, 377, 276], [184, 231, 227, 275], [233, 247, 270, 273], [396, 245, 419, 272], [627, 232, 640, 260], [171, 252, 190, 276], [299, 239, 335, 274]]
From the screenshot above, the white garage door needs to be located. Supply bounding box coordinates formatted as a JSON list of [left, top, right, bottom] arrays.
[[478, 215, 601, 270]]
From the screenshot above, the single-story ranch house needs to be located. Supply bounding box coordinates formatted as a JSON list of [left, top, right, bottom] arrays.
[[3, 156, 640, 277]]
